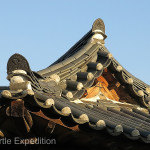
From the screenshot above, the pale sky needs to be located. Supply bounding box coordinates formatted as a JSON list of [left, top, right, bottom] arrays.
[[0, 0, 150, 86]]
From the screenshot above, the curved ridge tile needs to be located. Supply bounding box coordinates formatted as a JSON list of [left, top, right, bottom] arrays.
[[109, 58, 150, 107], [37, 32, 94, 76]]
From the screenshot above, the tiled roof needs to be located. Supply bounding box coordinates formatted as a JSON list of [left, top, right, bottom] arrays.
[[0, 18, 150, 145]]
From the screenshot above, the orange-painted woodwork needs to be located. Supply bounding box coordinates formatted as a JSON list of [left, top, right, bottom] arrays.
[[83, 75, 119, 101], [97, 76, 108, 87], [110, 89, 120, 101]]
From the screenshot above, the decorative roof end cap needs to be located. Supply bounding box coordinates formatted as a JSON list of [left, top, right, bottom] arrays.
[[92, 18, 107, 39]]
